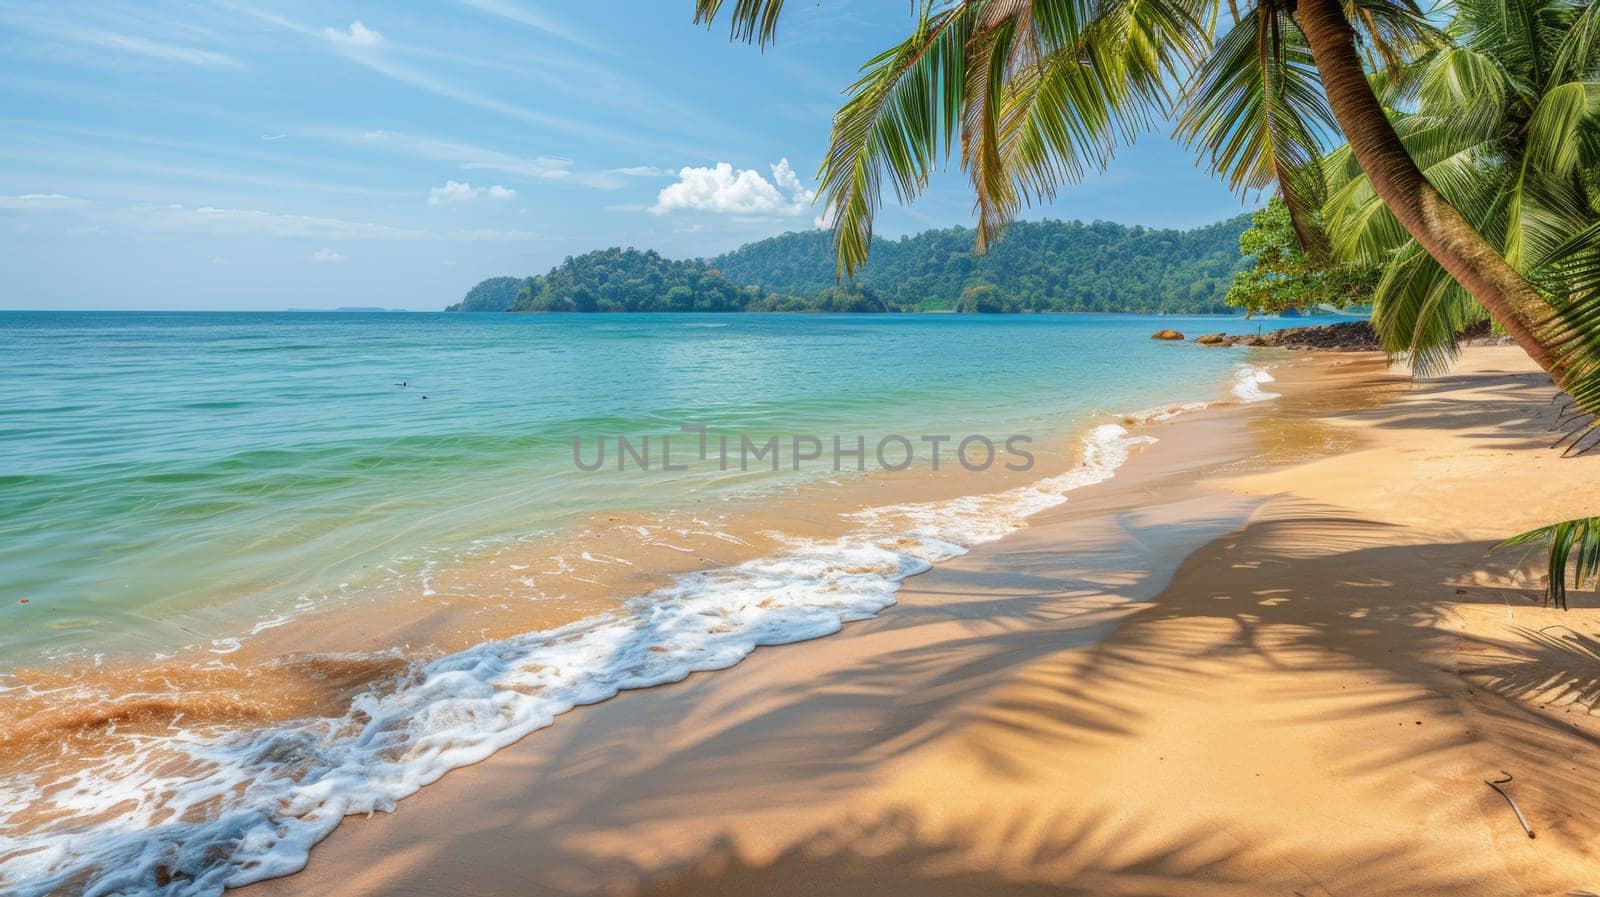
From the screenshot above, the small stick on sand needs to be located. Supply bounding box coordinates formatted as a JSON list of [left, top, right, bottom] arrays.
[[1486, 771, 1536, 839]]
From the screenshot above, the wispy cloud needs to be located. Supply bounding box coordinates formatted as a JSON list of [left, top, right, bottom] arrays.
[[309, 247, 345, 263], [136, 204, 421, 240], [442, 227, 546, 243], [343, 53, 635, 144], [219, 3, 713, 157], [317, 128, 648, 191], [0, 7, 244, 69], [4, 138, 412, 200], [349, 129, 571, 181], [223, 4, 639, 146], [0, 193, 89, 211], [125, 203, 543, 242], [453, 0, 603, 52], [609, 166, 672, 178]]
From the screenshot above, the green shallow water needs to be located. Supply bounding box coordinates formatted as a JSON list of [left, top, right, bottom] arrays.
[[0, 310, 1333, 666]]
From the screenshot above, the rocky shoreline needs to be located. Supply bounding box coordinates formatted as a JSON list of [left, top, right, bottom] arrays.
[[1152, 320, 1380, 351]]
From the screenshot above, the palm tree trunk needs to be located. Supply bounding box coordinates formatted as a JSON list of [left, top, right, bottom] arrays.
[[1292, 0, 1566, 380]]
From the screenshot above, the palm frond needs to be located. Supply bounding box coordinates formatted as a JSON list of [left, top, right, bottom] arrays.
[[1174, 4, 1335, 256], [1550, 0, 1600, 88], [963, 9, 1028, 252], [1528, 221, 1600, 450], [816, 5, 975, 276], [1343, 0, 1444, 75], [1524, 81, 1600, 178], [976, 0, 1203, 250], [694, 0, 790, 47], [1319, 0, 1600, 392], [1367, 242, 1488, 372], [1498, 516, 1600, 610], [1415, 47, 1511, 138], [990, 43, 1118, 212]]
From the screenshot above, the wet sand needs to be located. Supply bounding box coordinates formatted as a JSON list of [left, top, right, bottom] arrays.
[[245, 345, 1600, 896], [2, 404, 1097, 769]]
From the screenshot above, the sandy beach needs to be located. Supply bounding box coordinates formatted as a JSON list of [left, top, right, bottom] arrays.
[[236, 345, 1600, 897]]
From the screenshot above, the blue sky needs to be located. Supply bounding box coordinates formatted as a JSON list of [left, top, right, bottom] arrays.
[[0, 1, 1249, 310]]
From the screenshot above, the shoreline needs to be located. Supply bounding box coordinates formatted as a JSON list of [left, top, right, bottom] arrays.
[[0, 355, 1292, 896], [239, 346, 1600, 896]]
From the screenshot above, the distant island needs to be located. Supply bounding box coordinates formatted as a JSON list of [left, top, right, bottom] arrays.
[[446, 215, 1253, 314]]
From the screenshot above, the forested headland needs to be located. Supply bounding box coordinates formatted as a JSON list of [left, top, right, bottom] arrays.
[[445, 215, 1252, 313]]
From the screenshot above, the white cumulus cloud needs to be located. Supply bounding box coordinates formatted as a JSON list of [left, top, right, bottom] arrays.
[[769, 158, 815, 206], [325, 20, 383, 46], [651, 158, 818, 219], [310, 248, 346, 263], [427, 180, 515, 204]]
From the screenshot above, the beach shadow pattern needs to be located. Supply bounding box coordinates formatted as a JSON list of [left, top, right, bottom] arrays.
[[239, 493, 1600, 897], [237, 360, 1600, 897]]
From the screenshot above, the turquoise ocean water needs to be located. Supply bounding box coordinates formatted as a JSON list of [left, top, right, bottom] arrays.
[[0, 310, 1333, 667]]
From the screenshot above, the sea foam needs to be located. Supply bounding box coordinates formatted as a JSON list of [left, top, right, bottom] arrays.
[[0, 415, 1226, 897], [1231, 364, 1279, 402]]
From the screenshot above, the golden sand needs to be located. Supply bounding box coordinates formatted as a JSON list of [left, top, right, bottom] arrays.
[[238, 347, 1600, 897]]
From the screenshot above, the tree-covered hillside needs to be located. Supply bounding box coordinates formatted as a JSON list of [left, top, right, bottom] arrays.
[[709, 216, 1252, 313], [446, 215, 1253, 313], [508, 248, 757, 312], [445, 276, 522, 312]]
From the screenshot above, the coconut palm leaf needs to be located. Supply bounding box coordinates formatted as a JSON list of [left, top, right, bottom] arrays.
[[1551, 0, 1600, 87], [1320, 0, 1600, 376], [963, 8, 1033, 252], [1498, 516, 1600, 610], [701, 0, 1210, 275], [693, 0, 790, 47], [1524, 82, 1600, 178], [1344, 0, 1439, 71], [973, 0, 1204, 250], [1174, 3, 1337, 257], [814, 4, 977, 275], [1324, 109, 1512, 367], [699, 0, 1442, 273], [1414, 46, 1511, 137], [1523, 220, 1600, 450]]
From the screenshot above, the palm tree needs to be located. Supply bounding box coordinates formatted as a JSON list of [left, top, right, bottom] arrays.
[[1321, 0, 1600, 374], [692, 0, 1572, 378]]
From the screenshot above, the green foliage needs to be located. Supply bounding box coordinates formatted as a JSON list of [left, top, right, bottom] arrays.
[[746, 283, 897, 312], [450, 215, 1253, 314], [1498, 516, 1600, 610], [955, 283, 1016, 313], [1173, 4, 1341, 259], [713, 216, 1252, 313], [1223, 198, 1378, 315], [1322, 0, 1600, 373], [1531, 224, 1600, 450], [445, 276, 523, 312], [508, 248, 754, 313], [695, 0, 1438, 281]]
